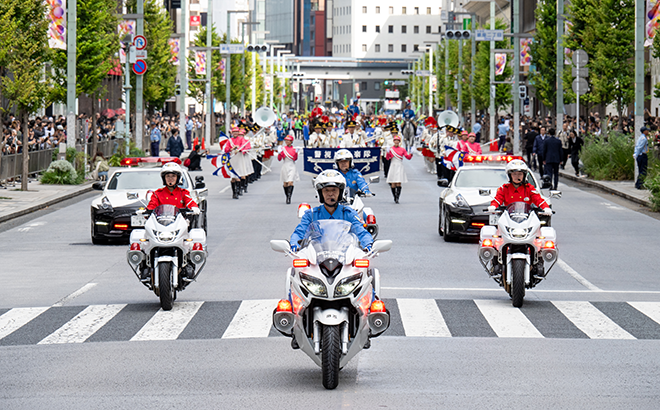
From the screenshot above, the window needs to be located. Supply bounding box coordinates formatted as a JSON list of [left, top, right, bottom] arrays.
[[362, 44, 367, 52], [311, 46, 315, 55], [375, 82, 381, 91], [426, 26, 432, 34], [413, 44, 419, 52], [362, 25, 367, 32], [388, 44, 393, 52], [389, 6, 393, 14], [401, 44, 407, 52], [414, 7, 419, 14], [375, 44, 381, 52], [402, 25, 407, 34], [439, 26, 442, 34], [388, 25, 393, 33], [414, 25, 419, 34], [376, 6, 380, 13], [402, 7, 406, 14], [311, 31, 315, 40], [361, 81, 367, 91], [375, 25, 380, 33], [362, 6, 367, 13], [427, 7, 431, 14]]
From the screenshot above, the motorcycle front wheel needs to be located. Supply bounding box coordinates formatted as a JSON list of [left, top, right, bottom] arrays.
[[511, 259, 526, 308], [322, 324, 341, 390], [158, 261, 175, 311]]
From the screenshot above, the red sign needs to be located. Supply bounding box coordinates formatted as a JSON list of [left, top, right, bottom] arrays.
[[190, 15, 201, 27], [132, 59, 147, 75]]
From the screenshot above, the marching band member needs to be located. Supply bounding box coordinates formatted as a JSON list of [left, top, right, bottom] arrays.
[[322, 117, 340, 148], [224, 126, 251, 199], [421, 117, 438, 174], [278, 134, 299, 204], [247, 123, 263, 182], [380, 121, 396, 178], [340, 119, 365, 148], [308, 119, 325, 148], [261, 124, 278, 175], [385, 135, 412, 204]]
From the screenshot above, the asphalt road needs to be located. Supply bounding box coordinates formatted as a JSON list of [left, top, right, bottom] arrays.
[[1, 149, 659, 408]]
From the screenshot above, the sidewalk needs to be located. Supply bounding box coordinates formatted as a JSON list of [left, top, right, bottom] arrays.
[[558, 168, 652, 208]]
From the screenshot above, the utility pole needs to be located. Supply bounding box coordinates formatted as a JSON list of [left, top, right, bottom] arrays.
[[513, 0, 520, 154], [179, 0, 188, 144], [66, 0, 76, 149], [428, 45, 433, 117], [556, 0, 564, 128], [489, 1, 495, 144], [205, 0, 213, 146], [635, 0, 645, 181], [136, 0, 144, 151], [458, 38, 463, 121], [471, 17, 476, 132]]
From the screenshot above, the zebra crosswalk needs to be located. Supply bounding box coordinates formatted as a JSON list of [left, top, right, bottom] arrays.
[[2, 298, 660, 347]]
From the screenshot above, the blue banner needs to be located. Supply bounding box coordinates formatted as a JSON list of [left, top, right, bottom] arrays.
[[303, 148, 381, 177]]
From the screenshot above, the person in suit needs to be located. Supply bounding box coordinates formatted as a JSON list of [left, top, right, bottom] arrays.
[[524, 124, 538, 171], [542, 128, 564, 190], [533, 126, 548, 177], [165, 128, 185, 158]]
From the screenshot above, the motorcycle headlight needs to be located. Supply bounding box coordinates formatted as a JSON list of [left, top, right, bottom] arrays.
[[449, 194, 471, 210], [101, 196, 113, 211], [300, 273, 327, 297], [334, 274, 362, 297], [156, 230, 179, 242], [507, 227, 532, 239]]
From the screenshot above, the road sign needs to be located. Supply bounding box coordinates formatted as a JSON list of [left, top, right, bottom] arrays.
[[136, 49, 147, 60], [573, 49, 588, 67], [572, 67, 588, 77], [572, 78, 588, 95], [415, 70, 431, 77], [441, 10, 448, 23], [219, 44, 245, 54], [134, 35, 147, 50], [132, 59, 147, 75], [475, 30, 504, 42], [385, 90, 400, 99]]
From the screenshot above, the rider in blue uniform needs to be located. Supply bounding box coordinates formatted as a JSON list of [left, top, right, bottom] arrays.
[[347, 99, 360, 118], [334, 149, 373, 196], [290, 170, 373, 252], [402, 101, 416, 121]]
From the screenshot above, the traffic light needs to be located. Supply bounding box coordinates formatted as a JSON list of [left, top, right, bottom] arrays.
[[519, 85, 527, 100], [174, 83, 181, 96], [400, 70, 414, 75], [291, 72, 305, 78], [246, 44, 269, 52], [446, 30, 471, 40]]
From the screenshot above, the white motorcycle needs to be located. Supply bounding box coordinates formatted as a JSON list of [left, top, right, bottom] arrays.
[[344, 183, 379, 239], [270, 220, 392, 389], [478, 202, 558, 308], [127, 204, 207, 310]]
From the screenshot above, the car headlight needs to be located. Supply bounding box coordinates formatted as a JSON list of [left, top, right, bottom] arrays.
[[448, 193, 471, 210], [334, 274, 362, 297], [101, 196, 113, 211], [507, 227, 532, 239], [300, 273, 327, 297], [156, 230, 179, 242]]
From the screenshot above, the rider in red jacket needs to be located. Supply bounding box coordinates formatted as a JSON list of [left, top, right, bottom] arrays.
[[489, 159, 552, 214], [147, 162, 199, 212]]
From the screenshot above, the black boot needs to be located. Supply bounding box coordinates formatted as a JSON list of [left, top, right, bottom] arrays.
[[395, 186, 401, 203], [283, 186, 289, 203], [287, 186, 294, 204], [390, 186, 397, 202], [231, 181, 239, 199], [242, 179, 248, 193], [236, 180, 243, 196]]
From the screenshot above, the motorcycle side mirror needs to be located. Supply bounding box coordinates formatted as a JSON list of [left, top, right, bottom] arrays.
[[270, 240, 291, 253], [371, 240, 392, 254], [369, 176, 380, 184], [195, 181, 206, 189], [550, 190, 562, 199], [437, 179, 449, 188], [92, 181, 106, 190]]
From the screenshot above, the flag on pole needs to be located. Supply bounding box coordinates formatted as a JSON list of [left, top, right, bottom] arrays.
[[217, 132, 229, 149], [442, 146, 466, 171], [208, 153, 239, 179]]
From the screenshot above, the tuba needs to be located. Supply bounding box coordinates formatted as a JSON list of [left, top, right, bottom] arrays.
[[255, 106, 277, 128]]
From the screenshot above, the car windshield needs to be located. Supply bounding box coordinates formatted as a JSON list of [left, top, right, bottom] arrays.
[[107, 170, 189, 190], [303, 220, 359, 265], [506, 202, 532, 223], [152, 204, 179, 226], [454, 168, 537, 188]]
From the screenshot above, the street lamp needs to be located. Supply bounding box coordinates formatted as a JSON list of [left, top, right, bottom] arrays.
[[241, 21, 260, 117], [278, 50, 292, 113], [424, 41, 439, 118], [226, 10, 249, 133], [270, 45, 285, 109]]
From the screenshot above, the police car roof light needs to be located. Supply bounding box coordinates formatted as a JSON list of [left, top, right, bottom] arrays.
[[463, 155, 523, 164], [121, 157, 183, 167]]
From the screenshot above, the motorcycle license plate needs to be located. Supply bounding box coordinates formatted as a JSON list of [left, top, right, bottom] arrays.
[[489, 214, 499, 225], [131, 214, 147, 227]]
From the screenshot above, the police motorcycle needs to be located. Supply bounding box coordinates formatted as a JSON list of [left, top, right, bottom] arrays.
[[478, 202, 558, 308], [126, 167, 207, 311]]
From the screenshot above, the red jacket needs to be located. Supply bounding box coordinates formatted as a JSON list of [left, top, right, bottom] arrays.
[[277, 146, 298, 161], [147, 186, 198, 210], [490, 183, 549, 209]]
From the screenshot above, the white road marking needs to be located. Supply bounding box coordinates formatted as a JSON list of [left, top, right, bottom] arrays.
[[628, 302, 660, 326], [557, 259, 601, 291], [474, 299, 544, 338], [131, 301, 204, 341], [16, 222, 46, 232], [552, 301, 635, 339], [219, 185, 230, 194], [397, 298, 451, 337], [52, 283, 97, 307], [600, 202, 625, 211], [0, 307, 49, 340], [38, 304, 126, 344], [222, 299, 278, 339], [381, 286, 660, 294]]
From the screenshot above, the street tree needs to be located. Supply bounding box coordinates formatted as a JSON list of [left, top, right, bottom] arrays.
[[51, 0, 119, 158], [473, 19, 512, 115], [0, 0, 52, 190]]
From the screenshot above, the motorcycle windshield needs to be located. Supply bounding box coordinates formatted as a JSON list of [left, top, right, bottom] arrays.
[[506, 202, 532, 223], [304, 220, 359, 265], [152, 204, 180, 226]]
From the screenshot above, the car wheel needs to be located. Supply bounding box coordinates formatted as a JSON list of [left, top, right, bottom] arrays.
[[443, 212, 456, 243], [91, 235, 106, 245], [438, 201, 444, 236]]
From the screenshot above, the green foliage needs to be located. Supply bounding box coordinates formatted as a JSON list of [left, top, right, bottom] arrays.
[[41, 160, 79, 185], [473, 19, 512, 112], [529, 0, 558, 113], [580, 132, 634, 180], [108, 139, 146, 166], [644, 155, 660, 211], [50, 0, 119, 103]]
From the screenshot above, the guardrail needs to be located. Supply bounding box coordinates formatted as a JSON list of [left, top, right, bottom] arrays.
[[0, 140, 116, 183]]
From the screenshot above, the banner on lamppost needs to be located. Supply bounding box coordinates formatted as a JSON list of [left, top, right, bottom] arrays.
[[495, 53, 507, 76], [431, 76, 437, 92], [119, 20, 136, 38], [48, 0, 66, 50], [195, 51, 206, 75], [168, 38, 180, 65], [265, 75, 272, 91], [647, 0, 660, 46], [520, 38, 532, 66], [219, 58, 226, 84]]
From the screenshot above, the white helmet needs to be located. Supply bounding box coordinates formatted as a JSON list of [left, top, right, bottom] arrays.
[[314, 169, 346, 204], [160, 162, 184, 186], [334, 149, 354, 168], [505, 159, 529, 184]]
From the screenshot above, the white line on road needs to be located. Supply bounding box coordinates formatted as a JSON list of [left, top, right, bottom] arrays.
[[131, 301, 204, 341], [557, 259, 601, 291], [397, 298, 452, 337], [552, 301, 635, 340], [0, 307, 49, 340], [222, 299, 278, 339], [52, 283, 97, 307], [474, 299, 544, 338], [219, 185, 230, 194], [381, 286, 660, 294], [628, 302, 660, 326], [38, 304, 126, 344]]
